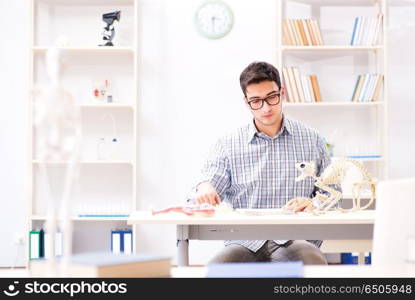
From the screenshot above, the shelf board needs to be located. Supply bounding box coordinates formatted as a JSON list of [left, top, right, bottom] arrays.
[[282, 46, 383, 52], [32, 46, 134, 54], [333, 156, 384, 162], [391, 0, 415, 6], [80, 104, 134, 109], [33, 0, 134, 5], [284, 0, 383, 7], [283, 101, 383, 107], [30, 215, 130, 221], [33, 160, 133, 165]]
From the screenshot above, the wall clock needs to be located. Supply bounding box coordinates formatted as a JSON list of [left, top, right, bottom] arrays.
[[194, 0, 234, 39]]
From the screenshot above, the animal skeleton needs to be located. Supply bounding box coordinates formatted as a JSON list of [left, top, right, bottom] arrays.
[[283, 158, 376, 214]]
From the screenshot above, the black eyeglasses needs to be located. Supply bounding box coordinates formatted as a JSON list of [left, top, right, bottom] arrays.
[[246, 93, 281, 110]]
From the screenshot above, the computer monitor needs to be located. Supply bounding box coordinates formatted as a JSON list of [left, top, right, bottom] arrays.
[[372, 178, 415, 267]]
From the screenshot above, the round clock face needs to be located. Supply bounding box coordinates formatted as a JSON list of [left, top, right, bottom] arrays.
[[194, 1, 234, 39]]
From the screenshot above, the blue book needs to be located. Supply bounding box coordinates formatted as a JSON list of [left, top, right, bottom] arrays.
[[354, 17, 363, 45], [350, 17, 359, 45], [358, 74, 370, 102], [78, 214, 129, 218], [346, 155, 381, 159], [206, 261, 303, 278]]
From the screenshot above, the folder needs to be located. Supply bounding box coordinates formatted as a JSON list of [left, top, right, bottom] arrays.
[[111, 230, 122, 254], [123, 230, 132, 254], [44, 232, 64, 258], [111, 229, 133, 254], [29, 230, 40, 260]]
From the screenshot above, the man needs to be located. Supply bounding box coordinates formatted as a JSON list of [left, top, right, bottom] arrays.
[[193, 61, 336, 265]]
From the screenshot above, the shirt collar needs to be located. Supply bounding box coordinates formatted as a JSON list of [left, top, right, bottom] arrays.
[[247, 114, 292, 144]]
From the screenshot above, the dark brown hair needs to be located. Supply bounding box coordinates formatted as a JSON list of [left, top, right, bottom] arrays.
[[239, 61, 281, 96]]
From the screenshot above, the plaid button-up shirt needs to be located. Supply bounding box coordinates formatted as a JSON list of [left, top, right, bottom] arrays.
[[195, 116, 334, 252]]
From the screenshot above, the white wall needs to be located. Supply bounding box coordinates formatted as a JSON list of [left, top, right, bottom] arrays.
[[135, 0, 277, 264], [0, 0, 30, 267], [388, 5, 415, 178], [1, 0, 415, 266]]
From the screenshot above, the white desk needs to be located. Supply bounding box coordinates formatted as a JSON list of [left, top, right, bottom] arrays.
[[3, 264, 414, 278], [171, 264, 415, 278], [128, 210, 375, 266]]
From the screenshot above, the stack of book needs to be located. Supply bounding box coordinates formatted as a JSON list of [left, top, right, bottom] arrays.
[[30, 252, 172, 277], [282, 67, 322, 103], [351, 73, 384, 102], [282, 19, 324, 46], [350, 14, 383, 46]]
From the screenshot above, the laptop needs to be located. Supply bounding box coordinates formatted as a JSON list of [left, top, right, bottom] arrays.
[[372, 178, 415, 266]]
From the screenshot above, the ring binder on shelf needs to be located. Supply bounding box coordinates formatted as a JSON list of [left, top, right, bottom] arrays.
[[111, 229, 133, 254]]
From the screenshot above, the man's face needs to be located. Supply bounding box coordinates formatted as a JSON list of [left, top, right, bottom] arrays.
[[244, 80, 283, 128]]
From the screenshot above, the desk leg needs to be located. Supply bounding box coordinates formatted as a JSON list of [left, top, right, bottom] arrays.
[[177, 225, 190, 266]]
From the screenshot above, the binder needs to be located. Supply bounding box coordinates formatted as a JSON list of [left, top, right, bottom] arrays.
[[123, 230, 133, 254], [55, 232, 63, 256], [39, 229, 45, 258], [29, 230, 40, 260], [111, 229, 133, 254], [111, 230, 122, 254], [44, 232, 63, 258]]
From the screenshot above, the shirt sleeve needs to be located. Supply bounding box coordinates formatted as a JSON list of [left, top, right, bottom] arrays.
[[186, 138, 231, 203]]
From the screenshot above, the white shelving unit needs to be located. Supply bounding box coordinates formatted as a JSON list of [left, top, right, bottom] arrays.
[[277, 0, 389, 200], [28, 0, 138, 264]]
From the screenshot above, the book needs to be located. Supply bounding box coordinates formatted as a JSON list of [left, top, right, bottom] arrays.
[[290, 19, 302, 46], [365, 74, 378, 101], [301, 19, 312, 46], [282, 20, 293, 45], [295, 19, 306, 45], [306, 19, 317, 46], [358, 74, 370, 102], [206, 261, 303, 278], [367, 17, 377, 46], [350, 17, 359, 45], [361, 74, 373, 101], [372, 74, 384, 101], [351, 75, 362, 102], [311, 19, 324, 45], [372, 14, 383, 45], [282, 67, 294, 102], [30, 252, 171, 278], [354, 17, 363, 46], [293, 67, 305, 102], [310, 75, 322, 102], [353, 74, 367, 102], [359, 17, 370, 46], [307, 75, 316, 102], [301, 75, 311, 103], [287, 67, 300, 103]]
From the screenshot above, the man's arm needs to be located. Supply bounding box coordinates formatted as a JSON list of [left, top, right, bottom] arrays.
[[187, 138, 231, 206]]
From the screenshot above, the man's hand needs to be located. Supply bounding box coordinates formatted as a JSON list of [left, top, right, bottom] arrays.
[[284, 197, 313, 212], [195, 182, 221, 206]]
